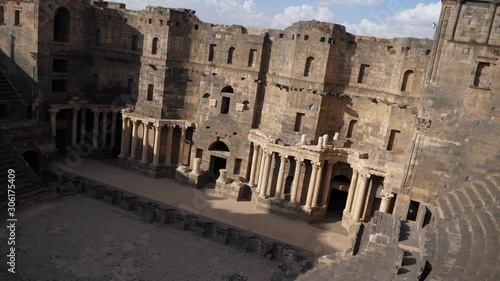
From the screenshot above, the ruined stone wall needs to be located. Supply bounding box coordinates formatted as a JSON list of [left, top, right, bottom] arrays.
[[407, 0, 500, 216], [0, 0, 38, 105]]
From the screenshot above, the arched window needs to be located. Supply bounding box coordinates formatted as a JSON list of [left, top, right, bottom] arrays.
[[304, 57, 314, 77], [202, 93, 210, 98], [474, 62, 491, 88], [0, 6, 5, 25], [346, 120, 357, 138], [401, 70, 414, 92], [151, 37, 158, 54], [227, 47, 235, 64], [54, 8, 70, 42]]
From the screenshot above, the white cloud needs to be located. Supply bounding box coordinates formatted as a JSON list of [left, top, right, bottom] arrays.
[[344, 1, 441, 38], [271, 5, 334, 28], [319, 0, 384, 7]]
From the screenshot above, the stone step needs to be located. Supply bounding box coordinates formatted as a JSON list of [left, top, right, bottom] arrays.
[[463, 185, 486, 210], [473, 181, 495, 206], [463, 214, 485, 276], [445, 217, 471, 280], [454, 190, 474, 214], [446, 192, 463, 218], [437, 194, 453, 220]]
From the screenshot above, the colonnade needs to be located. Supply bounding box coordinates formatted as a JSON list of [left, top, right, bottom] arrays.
[[49, 107, 119, 148], [119, 117, 188, 167], [248, 144, 335, 211]]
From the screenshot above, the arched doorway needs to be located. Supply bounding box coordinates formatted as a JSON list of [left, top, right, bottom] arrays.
[[208, 141, 230, 181], [326, 175, 350, 221], [22, 150, 40, 177]]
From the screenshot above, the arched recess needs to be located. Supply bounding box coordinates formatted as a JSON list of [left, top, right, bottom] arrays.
[[221, 85, 234, 93], [327, 175, 351, 215], [202, 93, 210, 98], [152, 37, 158, 54], [346, 120, 357, 138], [209, 141, 230, 152], [401, 70, 414, 92], [304, 57, 314, 77], [22, 150, 41, 177], [54, 7, 70, 42], [227, 47, 235, 64]]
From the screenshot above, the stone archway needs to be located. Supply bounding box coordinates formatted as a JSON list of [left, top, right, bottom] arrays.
[[208, 141, 230, 181], [22, 150, 41, 177]]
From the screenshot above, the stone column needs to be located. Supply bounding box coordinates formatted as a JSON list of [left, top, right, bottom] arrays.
[[111, 111, 117, 147], [304, 162, 319, 210], [191, 158, 202, 176], [274, 154, 287, 200], [248, 144, 260, 187], [119, 117, 129, 158], [80, 108, 86, 143], [320, 161, 334, 206], [352, 173, 370, 221], [165, 125, 174, 165], [344, 169, 359, 213], [379, 192, 394, 213], [178, 126, 187, 165], [71, 108, 79, 146], [256, 149, 266, 193], [141, 123, 150, 163], [152, 125, 163, 166], [102, 110, 108, 147], [49, 109, 58, 137], [311, 162, 324, 208], [92, 110, 100, 148], [290, 158, 303, 204], [130, 120, 138, 160], [259, 150, 272, 197]]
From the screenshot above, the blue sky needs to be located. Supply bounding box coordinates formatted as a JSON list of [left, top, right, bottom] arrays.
[[121, 0, 442, 38]]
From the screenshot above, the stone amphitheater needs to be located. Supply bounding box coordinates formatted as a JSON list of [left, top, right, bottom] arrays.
[[0, 0, 499, 280]]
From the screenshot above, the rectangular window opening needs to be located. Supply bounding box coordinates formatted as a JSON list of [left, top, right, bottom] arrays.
[[221, 97, 230, 114], [127, 78, 132, 94], [294, 113, 305, 132], [196, 148, 203, 159], [147, 84, 154, 101], [209, 44, 216, 62], [248, 49, 257, 67], [53, 59, 69, 73], [233, 158, 242, 175], [358, 64, 370, 84], [132, 35, 138, 50], [95, 29, 101, 46], [386, 129, 401, 151], [14, 10, 20, 26]]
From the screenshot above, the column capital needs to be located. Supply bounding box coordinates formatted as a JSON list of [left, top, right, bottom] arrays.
[[359, 172, 371, 179], [279, 154, 288, 161], [295, 157, 304, 164], [254, 143, 261, 150], [48, 109, 60, 114], [92, 109, 101, 115], [381, 192, 395, 199], [313, 161, 323, 168], [154, 124, 164, 129]]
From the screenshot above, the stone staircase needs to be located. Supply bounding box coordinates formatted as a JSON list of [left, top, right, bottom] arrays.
[[0, 131, 42, 208], [424, 174, 500, 281], [0, 71, 24, 105]]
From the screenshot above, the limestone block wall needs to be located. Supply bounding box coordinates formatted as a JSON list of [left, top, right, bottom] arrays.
[[0, 0, 38, 105]]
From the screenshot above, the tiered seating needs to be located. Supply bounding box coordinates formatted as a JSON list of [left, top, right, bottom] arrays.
[[0, 71, 23, 105], [424, 174, 500, 281], [0, 131, 41, 208]]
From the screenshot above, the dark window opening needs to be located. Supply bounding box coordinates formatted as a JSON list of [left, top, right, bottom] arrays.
[[124, 18, 127, 23], [221, 86, 234, 93], [132, 35, 138, 50], [54, 8, 70, 42], [401, 70, 414, 92], [320, 37, 325, 42], [221, 97, 230, 114], [279, 33, 284, 38], [52, 79, 68, 93], [14, 10, 20, 26], [328, 38, 333, 44], [95, 29, 101, 46], [209, 44, 216, 62], [304, 35, 309, 40], [227, 47, 235, 64], [387, 130, 401, 151], [0, 104, 7, 119], [202, 93, 210, 98], [196, 148, 203, 158], [147, 84, 154, 101], [407, 200, 420, 221], [304, 57, 314, 77], [474, 62, 491, 88], [234, 158, 242, 175], [148, 18, 152, 24], [248, 49, 256, 67], [358, 64, 370, 84], [294, 113, 304, 132], [152, 37, 158, 54], [53, 59, 68, 73], [107, 15, 111, 21], [346, 120, 357, 138], [176, 21, 180, 27], [194, 24, 199, 30], [0, 6, 5, 25], [160, 20, 163, 26]]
